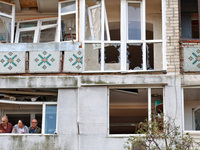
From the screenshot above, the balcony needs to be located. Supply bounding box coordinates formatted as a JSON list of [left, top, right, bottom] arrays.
[[0, 42, 82, 74]]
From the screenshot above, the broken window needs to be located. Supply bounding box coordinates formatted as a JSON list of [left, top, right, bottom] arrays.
[[181, 0, 199, 39], [59, 0, 77, 41], [15, 17, 58, 43], [184, 88, 200, 131], [83, 0, 164, 72], [0, 1, 15, 43], [109, 88, 163, 134], [104, 44, 121, 71], [84, 0, 121, 72], [0, 89, 57, 134]]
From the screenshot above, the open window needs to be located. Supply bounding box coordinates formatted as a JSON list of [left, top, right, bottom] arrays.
[[0, 1, 15, 43], [109, 88, 163, 134], [58, 0, 78, 42], [0, 89, 57, 134], [181, 0, 199, 39], [84, 0, 164, 72]]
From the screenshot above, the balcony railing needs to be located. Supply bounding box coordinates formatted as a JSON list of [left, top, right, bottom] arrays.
[[0, 42, 82, 74], [182, 47, 200, 72]]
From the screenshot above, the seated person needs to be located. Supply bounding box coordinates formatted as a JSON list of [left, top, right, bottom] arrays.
[[29, 119, 41, 133], [12, 120, 29, 134], [0, 116, 13, 133]]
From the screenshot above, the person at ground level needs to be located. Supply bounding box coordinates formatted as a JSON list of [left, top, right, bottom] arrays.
[[12, 120, 29, 134], [29, 119, 41, 134], [0, 116, 13, 133]]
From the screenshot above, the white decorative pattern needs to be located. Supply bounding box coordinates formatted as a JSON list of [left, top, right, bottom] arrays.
[[63, 49, 83, 72], [29, 51, 60, 73], [0, 51, 25, 74], [184, 47, 200, 71]]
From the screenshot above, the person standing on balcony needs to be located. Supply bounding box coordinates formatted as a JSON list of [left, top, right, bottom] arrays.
[[12, 120, 29, 134], [29, 119, 41, 134], [0, 116, 13, 133]]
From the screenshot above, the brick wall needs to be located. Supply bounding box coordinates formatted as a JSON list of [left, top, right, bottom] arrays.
[[166, 0, 180, 73]]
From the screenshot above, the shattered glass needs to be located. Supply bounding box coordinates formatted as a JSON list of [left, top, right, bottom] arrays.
[[104, 43, 120, 70], [127, 44, 143, 70]]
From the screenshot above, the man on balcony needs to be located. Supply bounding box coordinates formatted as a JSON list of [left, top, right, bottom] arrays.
[[0, 116, 13, 133]]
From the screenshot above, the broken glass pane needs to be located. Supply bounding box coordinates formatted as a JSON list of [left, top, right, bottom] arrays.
[[128, 3, 141, 40], [85, 0, 101, 41], [85, 43, 101, 71], [146, 0, 162, 40], [0, 3, 12, 15], [146, 43, 162, 70], [39, 28, 56, 43], [19, 21, 38, 28], [0, 16, 11, 43], [127, 43, 143, 70], [19, 31, 34, 43], [104, 43, 120, 71], [61, 14, 76, 41], [61, 1, 76, 14], [105, 0, 120, 41]]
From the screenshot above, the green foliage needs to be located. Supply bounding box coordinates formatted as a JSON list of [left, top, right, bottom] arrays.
[[124, 115, 200, 150]]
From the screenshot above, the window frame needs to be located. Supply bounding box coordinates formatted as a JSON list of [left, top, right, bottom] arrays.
[[15, 17, 58, 43], [182, 87, 200, 132], [0, 99, 58, 135], [108, 86, 165, 137], [58, 0, 78, 42], [82, 0, 166, 73], [0, 1, 15, 43], [180, 0, 200, 40]]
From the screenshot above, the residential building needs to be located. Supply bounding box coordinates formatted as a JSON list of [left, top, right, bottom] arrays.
[[0, 0, 197, 149]]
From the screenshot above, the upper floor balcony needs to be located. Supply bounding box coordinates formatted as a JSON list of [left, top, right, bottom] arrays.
[[0, 0, 166, 75]]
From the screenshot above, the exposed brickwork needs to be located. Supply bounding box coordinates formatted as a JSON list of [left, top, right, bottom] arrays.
[[166, 0, 180, 73]]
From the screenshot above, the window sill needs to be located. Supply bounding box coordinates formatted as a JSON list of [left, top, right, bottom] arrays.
[[0, 133, 57, 136], [181, 40, 200, 43], [107, 134, 145, 138], [183, 130, 200, 134], [82, 70, 167, 74]]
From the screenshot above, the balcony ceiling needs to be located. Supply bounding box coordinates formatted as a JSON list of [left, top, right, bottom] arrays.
[[11, 0, 58, 13]]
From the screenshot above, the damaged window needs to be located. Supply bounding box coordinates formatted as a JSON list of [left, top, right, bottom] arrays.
[[83, 0, 164, 72], [0, 89, 57, 134], [84, 0, 121, 71], [181, 0, 199, 39], [0, 1, 15, 43], [109, 88, 163, 134]]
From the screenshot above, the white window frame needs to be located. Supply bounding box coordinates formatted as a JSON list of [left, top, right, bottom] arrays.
[[182, 87, 200, 133], [0, 100, 58, 135], [108, 86, 165, 137], [58, 0, 78, 42], [15, 17, 58, 43], [82, 0, 166, 73], [0, 1, 15, 43]]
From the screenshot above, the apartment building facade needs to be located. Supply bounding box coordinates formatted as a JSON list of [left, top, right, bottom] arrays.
[[0, 0, 197, 149]]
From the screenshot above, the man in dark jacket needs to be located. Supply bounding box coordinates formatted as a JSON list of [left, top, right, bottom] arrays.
[[29, 119, 41, 133]]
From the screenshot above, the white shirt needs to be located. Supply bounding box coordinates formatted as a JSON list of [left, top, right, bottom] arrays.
[[18, 127, 25, 133]]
